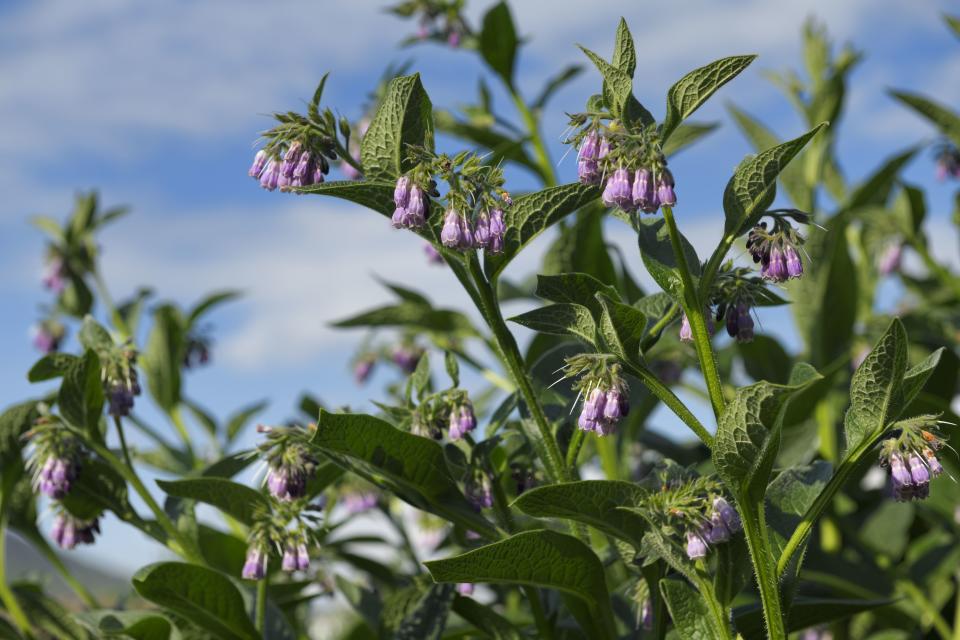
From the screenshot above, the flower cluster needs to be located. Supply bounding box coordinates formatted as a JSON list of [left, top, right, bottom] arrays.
[[392, 175, 431, 229], [879, 416, 947, 501], [562, 356, 631, 437], [103, 348, 141, 417], [281, 532, 312, 573], [440, 205, 505, 254], [250, 140, 331, 192], [32, 318, 66, 354], [746, 211, 809, 282], [389, 0, 469, 46], [258, 426, 318, 502], [685, 497, 743, 559], [29, 432, 82, 500], [411, 389, 477, 441], [465, 471, 493, 511], [447, 398, 477, 441], [572, 124, 676, 214]]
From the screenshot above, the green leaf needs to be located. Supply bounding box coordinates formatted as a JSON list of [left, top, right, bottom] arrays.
[[511, 480, 648, 547], [661, 122, 719, 158], [713, 365, 823, 502], [226, 399, 269, 442], [425, 530, 616, 640], [738, 335, 792, 384], [845, 146, 919, 210], [596, 294, 646, 362], [132, 562, 260, 640], [28, 353, 80, 382], [532, 64, 583, 110], [156, 478, 269, 527], [901, 347, 944, 408], [733, 597, 893, 637], [722, 124, 826, 236], [889, 90, 960, 146], [142, 304, 185, 412], [197, 525, 249, 577], [843, 318, 908, 452], [611, 18, 637, 78], [485, 182, 600, 278], [75, 610, 182, 640], [508, 303, 597, 345], [78, 316, 114, 353], [59, 350, 104, 434], [310, 411, 496, 538], [765, 461, 832, 557], [61, 458, 130, 521], [392, 582, 455, 640], [577, 45, 653, 126], [637, 216, 700, 298], [662, 55, 756, 142], [360, 73, 434, 181], [726, 104, 810, 210], [535, 272, 620, 319], [187, 290, 241, 325], [30, 214, 64, 242], [479, 2, 518, 85], [0, 400, 41, 462], [660, 578, 724, 640], [332, 302, 477, 336]]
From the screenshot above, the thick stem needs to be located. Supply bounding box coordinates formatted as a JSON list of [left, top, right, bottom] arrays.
[[661, 206, 726, 420], [0, 518, 32, 637], [693, 569, 734, 640], [739, 502, 787, 640], [255, 578, 267, 635], [619, 360, 713, 447], [466, 258, 567, 482]]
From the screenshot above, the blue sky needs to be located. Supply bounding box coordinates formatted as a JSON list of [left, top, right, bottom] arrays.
[[2, 0, 959, 575]]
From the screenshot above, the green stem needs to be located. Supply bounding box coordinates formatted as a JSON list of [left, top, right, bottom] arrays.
[[0, 517, 32, 637], [661, 206, 726, 420], [565, 428, 586, 469], [466, 257, 567, 482], [739, 502, 786, 640], [509, 89, 557, 186], [114, 416, 134, 470], [899, 579, 952, 640], [639, 303, 680, 352], [523, 586, 555, 640], [693, 569, 734, 640], [36, 536, 100, 608], [255, 578, 267, 635], [620, 360, 713, 447], [70, 427, 203, 564], [777, 443, 872, 577]]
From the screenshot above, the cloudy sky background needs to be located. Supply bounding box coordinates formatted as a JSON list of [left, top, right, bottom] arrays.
[[2, 0, 958, 575]]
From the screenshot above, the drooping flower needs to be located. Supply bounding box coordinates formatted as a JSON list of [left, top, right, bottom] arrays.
[[466, 473, 494, 511], [458, 215, 475, 251], [632, 168, 658, 213], [577, 131, 601, 185], [487, 208, 505, 254], [878, 243, 903, 276], [405, 186, 427, 228], [242, 544, 268, 580], [704, 496, 742, 544], [685, 530, 708, 560], [281, 536, 311, 573], [784, 245, 803, 279], [640, 598, 654, 631], [473, 210, 491, 249], [448, 402, 477, 441], [441, 209, 463, 248], [577, 387, 607, 433], [655, 168, 676, 207], [457, 583, 475, 596], [889, 452, 914, 501], [32, 320, 65, 354], [907, 453, 931, 500], [36, 454, 80, 499], [265, 445, 316, 502], [52, 513, 100, 550], [602, 168, 633, 210], [725, 302, 755, 343], [394, 176, 411, 208], [259, 159, 280, 191], [248, 150, 268, 178], [602, 386, 629, 423], [392, 345, 422, 374], [353, 357, 376, 385], [105, 356, 141, 418], [424, 243, 444, 265]]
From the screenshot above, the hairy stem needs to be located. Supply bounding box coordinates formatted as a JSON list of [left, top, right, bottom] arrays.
[[255, 578, 267, 634], [739, 501, 787, 640], [465, 257, 567, 482], [619, 360, 714, 447], [639, 303, 680, 352], [661, 206, 726, 420], [565, 428, 586, 469], [693, 568, 734, 640]]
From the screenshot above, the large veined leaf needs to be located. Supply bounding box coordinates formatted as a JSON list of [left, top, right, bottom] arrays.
[[132, 563, 260, 640], [637, 216, 700, 299], [721, 124, 826, 237], [425, 530, 617, 640], [58, 349, 105, 435], [596, 294, 647, 362], [512, 480, 648, 547], [156, 478, 270, 527], [0, 400, 41, 462], [360, 73, 434, 180], [843, 318, 908, 452], [578, 45, 653, 126], [661, 55, 756, 142], [479, 2, 518, 85], [309, 411, 496, 538], [844, 146, 919, 210], [660, 578, 725, 640], [142, 304, 185, 412], [713, 363, 822, 502], [387, 581, 455, 640], [485, 182, 600, 278], [901, 347, 945, 408], [508, 303, 597, 345], [765, 461, 833, 558], [535, 272, 620, 320]]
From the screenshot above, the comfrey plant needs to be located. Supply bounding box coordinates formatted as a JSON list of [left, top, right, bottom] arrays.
[[3, 5, 960, 640]]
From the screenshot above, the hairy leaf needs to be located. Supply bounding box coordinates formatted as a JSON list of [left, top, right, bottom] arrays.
[[637, 216, 700, 298], [142, 304, 185, 412], [360, 73, 434, 180], [508, 303, 597, 345], [661, 578, 724, 640], [157, 478, 269, 527], [596, 294, 646, 362], [59, 350, 104, 435], [132, 562, 259, 640], [662, 55, 756, 141], [535, 272, 620, 319], [425, 530, 616, 640]]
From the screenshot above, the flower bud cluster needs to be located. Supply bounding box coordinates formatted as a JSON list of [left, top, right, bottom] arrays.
[[879, 416, 947, 502], [465, 470, 493, 511], [746, 211, 809, 282], [258, 427, 318, 502], [102, 348, 141, 417], [52, 511, 101, 550], [390, 0, 470, 47], [935, 144, 960, 181], [28, 422, 83, 500], [411, 389, 477, 442], [572, 124, 676, 214], [685, 497, 743, 559], [563, 356, 630, 437], [32, 318, 66, 354], [250, 140, 332, 192]]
